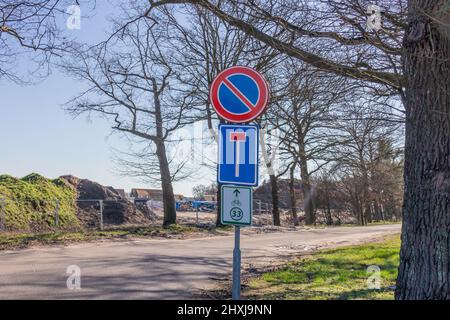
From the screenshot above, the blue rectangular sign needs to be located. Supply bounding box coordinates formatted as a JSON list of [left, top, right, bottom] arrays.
[[218, 124, 259, 186]]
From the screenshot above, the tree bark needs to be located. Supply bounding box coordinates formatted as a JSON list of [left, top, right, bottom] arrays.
[[396, 0, 450, 299], [156, 141, 177, 226], [324, 184, 332, 226], [299, 152, 314, 225], [270, 174, 281, 226], [153, 82, 177, 227], [289, 165, 299, 226]]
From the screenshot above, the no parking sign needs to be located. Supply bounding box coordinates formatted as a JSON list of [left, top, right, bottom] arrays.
[[210, 66, 269, 123]]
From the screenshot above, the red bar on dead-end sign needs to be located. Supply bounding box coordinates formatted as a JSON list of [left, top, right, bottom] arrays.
[[230, 132, 246, 141]]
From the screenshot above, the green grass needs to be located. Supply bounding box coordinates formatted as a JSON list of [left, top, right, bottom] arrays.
[[0, 173, 79, 231], [0, 224, 230, 251], [245, 236, 400, 300]]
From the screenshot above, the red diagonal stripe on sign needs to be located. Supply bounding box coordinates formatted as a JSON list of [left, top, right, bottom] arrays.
[[223, 77, 256, 111]]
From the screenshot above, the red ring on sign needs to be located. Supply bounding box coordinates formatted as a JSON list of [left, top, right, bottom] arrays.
[[210, 66, 269, 123]]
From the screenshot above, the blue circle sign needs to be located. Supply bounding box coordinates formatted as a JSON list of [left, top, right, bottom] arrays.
[[210, 66, 269, 123]]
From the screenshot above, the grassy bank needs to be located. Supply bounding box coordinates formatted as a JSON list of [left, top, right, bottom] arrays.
[[0, 173, 79, 231], [244, 236, 400, 300], [0, 224, 231, 251]]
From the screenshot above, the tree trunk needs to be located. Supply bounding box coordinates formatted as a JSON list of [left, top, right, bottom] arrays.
[[155, 141, 177, 226], [373, 200, 380, 222], [325, 184, 332, 226], [299, 158, 314, 225], [297, 140, 315, 225], [289, 165, 299, 226], [379, 202, 385, 221], [270, 174, 281, 226], [365, 203, 372, 224], [153, 84, 176, 227], [361, 166, 371, 225], [396, 0, 450, 300]]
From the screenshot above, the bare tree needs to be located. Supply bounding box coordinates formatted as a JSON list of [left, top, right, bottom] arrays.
[[145, 0, 449, 299], [112, 140, 194, 187], [273, 62, 352, 225], [258, 120, 290, 226], [162, 6, 251, 226], [332, 104, 403, 225], [63, 18, 194, 226], [0, 0, 94, 82], [165, 4, 285, 225], [192, 182, 217, 200]]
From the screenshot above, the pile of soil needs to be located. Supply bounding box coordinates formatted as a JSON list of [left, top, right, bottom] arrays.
[[60, 175, 156, 228]]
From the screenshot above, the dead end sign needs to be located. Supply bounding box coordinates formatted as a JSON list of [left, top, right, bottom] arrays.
[[218, 123, 259, 186], [210, 66, 269, 123]]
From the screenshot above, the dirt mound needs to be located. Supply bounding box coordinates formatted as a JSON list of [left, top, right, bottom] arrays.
[[60, 175, 156, 228], [60, 175, 122, 200]]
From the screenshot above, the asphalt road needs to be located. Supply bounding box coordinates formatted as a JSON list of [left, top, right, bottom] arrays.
[[0, 224, 401, 299]]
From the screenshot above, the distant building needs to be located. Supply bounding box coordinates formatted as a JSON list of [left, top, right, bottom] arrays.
[[174, 194, 184, 201], [130, 188, 184, 202], [130, 188, 163, 201]]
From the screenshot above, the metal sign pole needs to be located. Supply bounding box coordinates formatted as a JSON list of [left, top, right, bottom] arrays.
[[232, 225, 241, 300]]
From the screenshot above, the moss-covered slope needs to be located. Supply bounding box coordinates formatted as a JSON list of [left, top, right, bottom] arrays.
[[0, 173, 79, 231]]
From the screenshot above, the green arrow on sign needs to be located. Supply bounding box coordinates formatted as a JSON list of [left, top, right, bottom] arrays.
[[233, 189, 240, 197]]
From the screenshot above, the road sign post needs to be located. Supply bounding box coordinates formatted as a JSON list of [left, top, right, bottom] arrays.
[[211, 66, 269, 300], [232, 225, 241, 300], [221, 185, 252, 300]]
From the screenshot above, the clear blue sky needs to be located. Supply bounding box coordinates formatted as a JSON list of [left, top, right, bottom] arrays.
[[0, 2, 212, 196]]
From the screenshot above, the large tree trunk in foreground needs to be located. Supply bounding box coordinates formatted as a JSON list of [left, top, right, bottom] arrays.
[[396, 0, 450, 300], [270, 174, 281, 226], [156, 141, 177, 226]]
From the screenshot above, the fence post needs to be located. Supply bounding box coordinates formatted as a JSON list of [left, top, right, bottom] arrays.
[[0, 198, 5, 231], [99, 200, 104, 231], [54, 200, 60, 227], [258, 200, 262, 215]]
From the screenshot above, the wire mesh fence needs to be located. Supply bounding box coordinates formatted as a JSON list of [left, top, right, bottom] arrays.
[[0, 198, 78, 232], [0, 196, 286, 233]]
